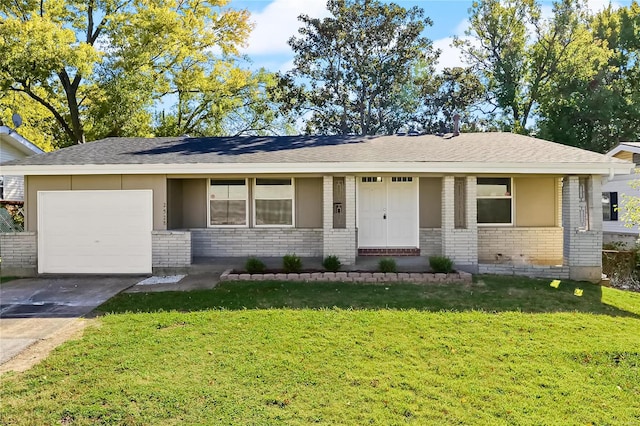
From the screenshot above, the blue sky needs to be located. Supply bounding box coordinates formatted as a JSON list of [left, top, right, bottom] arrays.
[[231, 0, 630, 73]]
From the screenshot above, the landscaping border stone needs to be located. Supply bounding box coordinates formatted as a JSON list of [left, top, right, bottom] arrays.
[[219, 269, 472, 283]]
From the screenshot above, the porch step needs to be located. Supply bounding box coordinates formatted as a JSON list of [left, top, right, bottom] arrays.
[[358, 248, 421, 257]]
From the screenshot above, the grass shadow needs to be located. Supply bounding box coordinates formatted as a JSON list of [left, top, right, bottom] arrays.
[[96, 276, 640, 319]]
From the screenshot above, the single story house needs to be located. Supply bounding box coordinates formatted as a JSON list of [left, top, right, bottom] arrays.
[[0, 132, 633, 282], [602, 142, 640, 247], [0, 126, 43, 201]]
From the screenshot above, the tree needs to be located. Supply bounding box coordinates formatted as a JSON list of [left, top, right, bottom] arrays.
[[536, 2, 640, 152], [0, 0, 252, 146], [413, 66, 485, 133], [282, 0, 437, 135], [456, 0, 608, 134], [154, 67, 295, 137]]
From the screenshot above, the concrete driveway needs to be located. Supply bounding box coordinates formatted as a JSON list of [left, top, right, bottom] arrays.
[[0, 276, 139, 369]]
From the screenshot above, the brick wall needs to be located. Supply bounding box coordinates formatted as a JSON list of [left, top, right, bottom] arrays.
[[441, 176, 478, 265], [0, 232, 37, 276], [191, 228, 323, 257], [420, 229, 442, 257], [479, 264, 570, 279], [323, 176, 357, 264], [152, 230, 191, 268], [478, 227, 563, 265], [562, 176, 603, 267]]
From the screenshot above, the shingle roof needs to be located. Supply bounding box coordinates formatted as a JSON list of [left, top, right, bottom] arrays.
[[1, 132, 628, 167]]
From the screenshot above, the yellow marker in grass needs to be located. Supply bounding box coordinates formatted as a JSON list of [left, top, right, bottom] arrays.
[[574, 288, 584, 297], [550, 280, 561, 288]]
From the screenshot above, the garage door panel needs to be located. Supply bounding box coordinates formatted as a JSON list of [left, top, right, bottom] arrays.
[[38, 190, 153, 274]]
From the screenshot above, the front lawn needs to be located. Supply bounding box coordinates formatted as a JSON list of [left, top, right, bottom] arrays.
[[1, 277, 639, 424]]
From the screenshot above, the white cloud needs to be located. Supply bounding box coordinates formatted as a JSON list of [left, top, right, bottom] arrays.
[[242, 0, 331, 56], [432, 18, 471, 72], [433, 37, 467, 72]]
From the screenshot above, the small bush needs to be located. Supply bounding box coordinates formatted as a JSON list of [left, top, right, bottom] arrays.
[[283, 254, 302, 273], [322, 255, 342, 272], [378, 258, 397, 273], [429, 255, 454, 273], [245, 257, 266, 274]]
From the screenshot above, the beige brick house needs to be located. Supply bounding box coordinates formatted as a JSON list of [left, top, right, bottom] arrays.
[[0, 133, 632, 282]]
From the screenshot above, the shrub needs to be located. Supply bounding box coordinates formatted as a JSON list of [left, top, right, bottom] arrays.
[[322, 255, 342, 272], [245, 257, 266, 274], [429, 255, 454, 273], [283, 254, 302, 273], [378, 258, 397, 273]]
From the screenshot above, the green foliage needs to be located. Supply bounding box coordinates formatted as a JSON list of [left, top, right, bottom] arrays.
[[536, 2, 640, 152], [244, 257, 266, 274], [377, 258, 397, 273], [0, 0, 255, 146], [283, 254, 302, 273], [322, 255, 342, 272], [429, 256, 454, 273], [282, 0, 437, 135], [6, 278, 639, 425], [456, 0, 609, 135]]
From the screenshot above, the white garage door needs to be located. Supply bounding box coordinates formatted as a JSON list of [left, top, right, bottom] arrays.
[[38, 190, 153, 274]]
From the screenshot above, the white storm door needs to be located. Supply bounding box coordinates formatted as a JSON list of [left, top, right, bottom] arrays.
[[38, 190, 153, 274], [358, 179, 387, 247], [386, 178, 418, 247]]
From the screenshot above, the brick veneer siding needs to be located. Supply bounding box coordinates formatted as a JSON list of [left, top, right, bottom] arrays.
[[478, 227, 563, 265], [191, 228, 323, 257], [479, 264, 570, 279], [323, 176, 357, 264], [0, 232, 37, 276], [420, 229, 442, 257], [562, 176, 603, 282], [152, 230, 191, 268], [441, 176, 478, 267]]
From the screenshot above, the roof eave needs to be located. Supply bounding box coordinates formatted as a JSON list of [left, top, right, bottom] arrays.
[[0, 126, 44, 155], [1, 161, 634, 176]]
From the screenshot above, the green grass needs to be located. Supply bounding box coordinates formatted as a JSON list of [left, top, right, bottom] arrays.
[[1, 277, 639, 425], [0, 275, 18, 284]]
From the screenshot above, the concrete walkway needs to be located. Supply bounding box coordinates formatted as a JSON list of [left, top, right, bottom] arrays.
[[0, 276, 139, 369]]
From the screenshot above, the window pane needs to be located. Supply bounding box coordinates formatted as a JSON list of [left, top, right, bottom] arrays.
[[256, 178, 291, 185], [210, 179, 246, 201], [477, 178, 511, 197], [256, 200, 293, 225], [255, 182, 293, 199], [211, 179, 245, 186], [602, 193, 611, 221], [210, 200, 246, 225], [477, 199, 511, 224]]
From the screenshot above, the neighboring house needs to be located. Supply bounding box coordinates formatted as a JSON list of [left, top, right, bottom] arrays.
[[0, 133, 633, 281], [603, 142, 640, 247], [0, 126, 44, 201]]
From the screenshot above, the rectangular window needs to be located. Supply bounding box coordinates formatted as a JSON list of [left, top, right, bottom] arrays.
[[362, 177, 383, 183], [209, 179, 247, 226], [254, 178, 294, 226], [477, 177, 512, 224], [602, 192, 618, 221]]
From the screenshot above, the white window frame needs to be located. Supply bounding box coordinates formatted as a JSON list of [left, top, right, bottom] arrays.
[[253, 178, 295, 228], [207, 178, 249, 228], [477, 177, 513, 226]]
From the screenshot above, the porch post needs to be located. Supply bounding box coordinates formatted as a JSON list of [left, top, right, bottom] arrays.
[[323, 175, 357, 265], [562, 175, 603, 282], [441, 176, 478, 272]]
